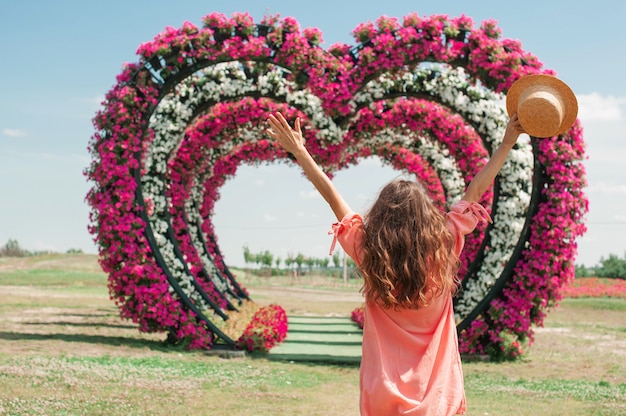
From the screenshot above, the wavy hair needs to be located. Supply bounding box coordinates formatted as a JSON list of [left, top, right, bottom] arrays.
[[360, 179, 457, 310]]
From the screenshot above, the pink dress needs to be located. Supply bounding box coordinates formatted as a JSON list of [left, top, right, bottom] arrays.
[[329, 200, 491, 416]]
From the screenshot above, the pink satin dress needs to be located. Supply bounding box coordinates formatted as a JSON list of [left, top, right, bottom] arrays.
[[329, 200, 491, 416]]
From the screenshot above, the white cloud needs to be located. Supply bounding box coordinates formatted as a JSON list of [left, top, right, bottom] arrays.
[[77, 95, 105, 106], [577, 93, 626, 122], [263, 213, 277, 222], [28, 152, 89, 163], [359, 156, 386, 167], [33, 240, 58, 252], [254, 179, 265, 186], [299, 189, 320, 199], [587, 182, 626, 194], [355, 192, 371, 201], [2, 128, 28, 138]]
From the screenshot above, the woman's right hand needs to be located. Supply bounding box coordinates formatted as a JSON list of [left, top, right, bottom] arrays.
[[266, 112, 305, 155], [502, 113, 525, 147]]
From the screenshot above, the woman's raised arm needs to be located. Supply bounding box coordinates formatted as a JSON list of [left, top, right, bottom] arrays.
[[266, 112, 352, 221], [462, 113, 525, 203]]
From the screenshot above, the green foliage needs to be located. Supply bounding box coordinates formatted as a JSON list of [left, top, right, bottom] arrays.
[[294, 253, 305, 271], [0, 239, 30, 257], [596, 252, 626, 280], [259, 250, 273, 268], [242, 247, 359, 278], [242, 246, 273, 269], [0, 239, 61, 257], [242, 245, 252, 264], [575, 263, 592, 278], [305, 256, 315, 271]]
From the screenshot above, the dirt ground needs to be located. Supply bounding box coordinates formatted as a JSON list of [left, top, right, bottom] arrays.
[[0, 277, 363, 359], [0, 254, 625, 387], [0, 282, 624, 387]]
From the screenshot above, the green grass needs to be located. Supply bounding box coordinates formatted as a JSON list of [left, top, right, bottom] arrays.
[[466, 372, 626, 401], [0, 255, 625, 415], [1, 351, 624, 416], [561, 296, 626, 311], [0, 269, 106, 287], [0, 353, 360, 416], [0, 353, 336, 388], [464, 373, 626, 416]]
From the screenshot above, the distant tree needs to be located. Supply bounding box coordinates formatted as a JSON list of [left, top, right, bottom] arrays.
[[260, 250, 273, 269], [31, 250, 54, 256], [575, 263, 591, 278], [346, 257, 359, 279], [66, 248, 84, 254], [252, 253, 262, 269], [318, 257, 330, 269], [243, 245, 252, 267], [595, 252, 626, 280], [275, 257, 281, 269], [0, 239, 29, 257], [295, 253, 305, 276], [332, 252, 340, 268], [284, 255, 293, 271], [305, 256, 315, 272]]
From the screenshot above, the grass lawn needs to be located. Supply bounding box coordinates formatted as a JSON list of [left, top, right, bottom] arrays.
[[0, 254, 624, 415]]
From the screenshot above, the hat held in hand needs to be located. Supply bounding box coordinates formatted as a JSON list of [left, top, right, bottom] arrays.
[[506, 74, 578, 138]]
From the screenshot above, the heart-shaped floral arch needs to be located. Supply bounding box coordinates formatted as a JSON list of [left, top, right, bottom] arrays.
[[85, 11, 588, 359]]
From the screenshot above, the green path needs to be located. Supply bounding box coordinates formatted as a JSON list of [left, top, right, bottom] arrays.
[[268, 316, 363, 364]]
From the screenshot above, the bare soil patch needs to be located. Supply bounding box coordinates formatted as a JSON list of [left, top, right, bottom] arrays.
[[0, 253, 103, 273]]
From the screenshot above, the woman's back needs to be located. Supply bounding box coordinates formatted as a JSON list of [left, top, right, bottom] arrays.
[[360, 295, 464, 415], [332, 199, 491, 415], [267, 110, 524, 416]]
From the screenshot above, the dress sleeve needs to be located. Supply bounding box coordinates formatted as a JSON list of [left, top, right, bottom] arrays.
[[328, 212, 364, 264], [445, 200, 492, 256]]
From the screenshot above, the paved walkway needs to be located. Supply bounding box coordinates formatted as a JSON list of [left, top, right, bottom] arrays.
[[268, 315, 363, 364]]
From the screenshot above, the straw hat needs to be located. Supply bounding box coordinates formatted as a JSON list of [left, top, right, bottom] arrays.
[[506, 74, 578, 138]]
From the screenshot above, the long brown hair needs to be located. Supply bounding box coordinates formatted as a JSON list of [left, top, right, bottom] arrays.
[[359, 179, 456, 310]]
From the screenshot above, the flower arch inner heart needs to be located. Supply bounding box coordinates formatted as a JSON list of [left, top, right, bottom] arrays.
[[85, 12, 587, 359]]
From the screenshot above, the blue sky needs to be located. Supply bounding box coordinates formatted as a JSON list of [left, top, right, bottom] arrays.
[[1, 0, 624, 268]]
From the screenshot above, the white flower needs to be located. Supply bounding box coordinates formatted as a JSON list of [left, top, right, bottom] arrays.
[[141, 62, 534, 323], [349, 66, 533, 318]]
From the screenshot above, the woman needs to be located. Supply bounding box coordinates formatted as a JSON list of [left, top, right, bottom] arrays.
[[266, 112, 524, 415]]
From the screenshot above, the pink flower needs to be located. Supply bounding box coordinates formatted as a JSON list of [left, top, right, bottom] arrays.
[[86, 13, 588, 359]]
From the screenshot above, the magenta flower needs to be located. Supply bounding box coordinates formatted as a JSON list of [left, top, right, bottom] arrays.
[[85, 12, 588, 359]]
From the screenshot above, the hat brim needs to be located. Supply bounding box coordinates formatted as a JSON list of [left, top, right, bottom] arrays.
[[506, 74, 578, 137]]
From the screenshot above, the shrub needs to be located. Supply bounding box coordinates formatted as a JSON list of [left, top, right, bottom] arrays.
[[0, 239, 29, 257], [351, 304, 365, 329], [236, 304, 288, 352]]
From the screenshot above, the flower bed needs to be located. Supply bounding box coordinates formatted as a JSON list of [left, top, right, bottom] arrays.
[[236, 304, 288, 352], [562, 277, 626, 299], [351, 305, 365, 329]]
